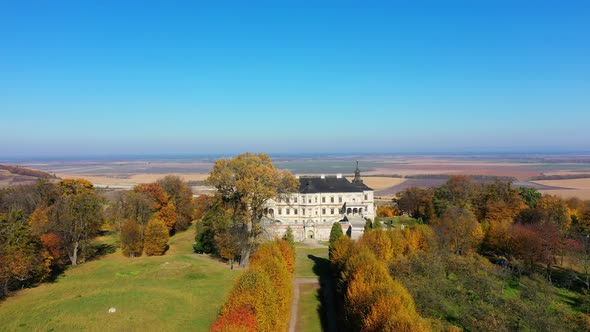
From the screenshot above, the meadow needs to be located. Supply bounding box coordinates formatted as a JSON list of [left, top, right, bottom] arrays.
[[0, 229, 240, 332]]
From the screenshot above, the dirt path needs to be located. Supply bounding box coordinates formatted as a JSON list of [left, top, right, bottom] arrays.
[[288, 277, 320, 332]]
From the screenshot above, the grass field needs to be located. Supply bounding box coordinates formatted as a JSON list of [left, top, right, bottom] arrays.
[[293, 244, 330, 332], [0, 229, 240, 332], [294, 245, 329, 278], [296, 283, 322, 332]]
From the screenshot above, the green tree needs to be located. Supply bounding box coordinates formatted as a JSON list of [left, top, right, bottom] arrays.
[[373, 218, 383, 229], [364, 219, 373, 231], [519, 187, 543, 208], [282, 226, 295, 252], [329, 222, 344, 259], [206, 153, 298, 267]]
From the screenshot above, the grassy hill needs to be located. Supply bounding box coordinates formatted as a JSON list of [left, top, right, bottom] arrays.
[[0, 164, 57, 187], [0, 229, 239, 331]]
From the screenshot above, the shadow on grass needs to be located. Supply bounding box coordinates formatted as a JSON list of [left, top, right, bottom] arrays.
[[308, 254, 338, 332]]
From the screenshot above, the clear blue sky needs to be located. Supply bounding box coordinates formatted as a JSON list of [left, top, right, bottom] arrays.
[[1, 1, 589, 157]]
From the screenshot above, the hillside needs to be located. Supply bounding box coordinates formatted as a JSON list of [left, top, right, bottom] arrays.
[[0, 164, 57, 187], [0, 229, 240, 331]]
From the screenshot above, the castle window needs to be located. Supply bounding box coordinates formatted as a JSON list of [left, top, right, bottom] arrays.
[[302, 208, 305, 215], [322, 196, 325, 203], [286, 208, 290, 215], [315, 197, 318, 203], [339, 196, 342, 203], [278, 208, 282, 215], [322, 208, 326, 214], [331, 197, 334, 203], [364, 194, 368, 200], [294, 209, 298, 215], [294, 197, 298, 203], [331, 208, 334, 214], [286, 197, 290, 203], [365, 206, 368, 212]]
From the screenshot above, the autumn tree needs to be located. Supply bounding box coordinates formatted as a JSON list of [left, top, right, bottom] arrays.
[[120, 219, 143, 257], [157, 175, 195, 231], [206, 153, 298, 267], [431, 205, 483, 255], [51, 179, 104, 265], [394, 187, 435, 222], [0, 211, 51, 298], [158, 201, 177, 234], [144, 217, 169, 256], [433, 175, 479, 217]]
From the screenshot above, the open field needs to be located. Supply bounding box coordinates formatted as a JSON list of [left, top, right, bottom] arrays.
[[0, 229, 240, 332], [534, 178, 590, 190], [56, 173, 208, 190], [7, 154, 590, 200], [346, 176, 406, 190]]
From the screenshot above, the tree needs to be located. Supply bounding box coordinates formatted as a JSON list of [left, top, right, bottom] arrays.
[[206, 153, 298, 267], [433, 176, 478, 217], [51, 180, 104, 265], [282, 226, 295, 252], [395, 187, 435, 222], [329, 222, 344, 259], [431, 206, 483, 255], [120, 219, 143, 257], [519, 187, 543, 208], [0, 211, 51, 298], [157, 175, 195, 232], [158, 202, 177, 234], [364, 219, 373, 231], [144, 217, 169, 256]]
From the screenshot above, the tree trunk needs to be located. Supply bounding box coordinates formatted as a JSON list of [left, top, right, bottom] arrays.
[[69, 241, 79, 266], [240, 246, 251, 267]]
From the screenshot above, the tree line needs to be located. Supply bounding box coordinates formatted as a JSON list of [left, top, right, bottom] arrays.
[[0, 175, 198, 299], [0, 179, 103, 298], [328, 175, 590, 331], [210, 240, 295, 332]]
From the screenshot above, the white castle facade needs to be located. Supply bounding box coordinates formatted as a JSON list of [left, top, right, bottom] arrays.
[[263, 163, 374, 241]]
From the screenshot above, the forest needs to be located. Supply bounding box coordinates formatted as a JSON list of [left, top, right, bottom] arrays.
[[330, 175, 590, 331]]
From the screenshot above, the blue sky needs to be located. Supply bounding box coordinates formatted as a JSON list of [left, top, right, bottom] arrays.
[[1, 1, 589, 156]]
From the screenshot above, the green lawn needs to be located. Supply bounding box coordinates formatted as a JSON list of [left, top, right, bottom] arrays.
[[294, 244, 330, 332], [294, 244, 329, 278], [296, 283, 322, 332], [0, 229, 240, 332]]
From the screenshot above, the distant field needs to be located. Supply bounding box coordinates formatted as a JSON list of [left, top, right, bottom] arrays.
[[346, 176, 406, 190], [0, 229, 239, 331], [57, 173, 209, 190], [539, 189, 590, 200], [533, 178, 590, 190]]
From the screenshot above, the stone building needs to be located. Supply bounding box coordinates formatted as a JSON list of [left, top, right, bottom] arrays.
[[263, 162, 374, 241]]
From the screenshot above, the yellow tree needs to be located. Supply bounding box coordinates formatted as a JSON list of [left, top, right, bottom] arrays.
[[144, 217, 169, 256], [207, 153, 298, 266]]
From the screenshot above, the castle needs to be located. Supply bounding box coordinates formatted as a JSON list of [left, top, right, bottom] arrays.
[[263, 162, 374, 241]]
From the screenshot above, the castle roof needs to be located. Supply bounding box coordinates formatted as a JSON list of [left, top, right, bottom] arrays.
[[298, 176, 372, 194]]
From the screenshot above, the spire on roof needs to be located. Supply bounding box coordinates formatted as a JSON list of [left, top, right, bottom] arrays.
[[352, 161, 363, 184]]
